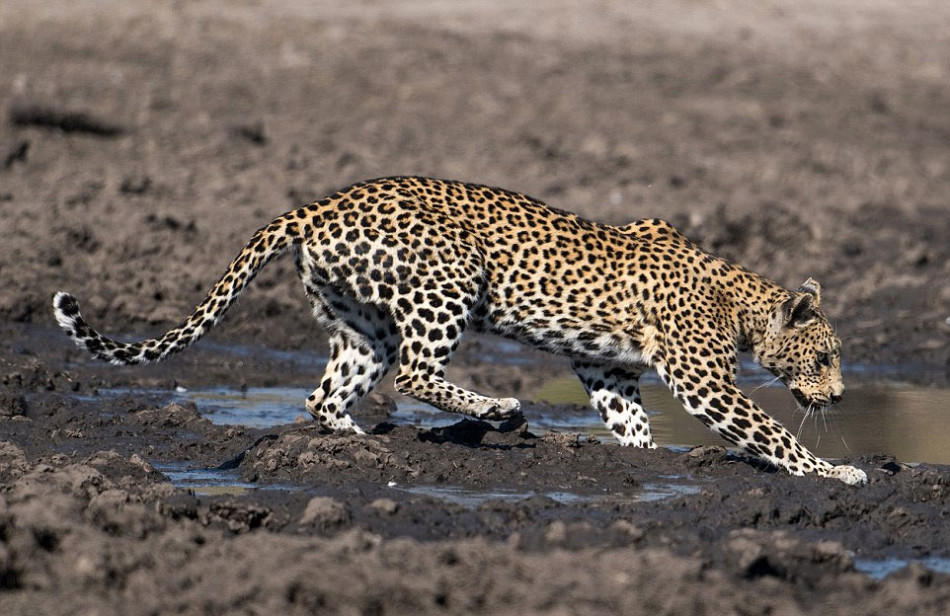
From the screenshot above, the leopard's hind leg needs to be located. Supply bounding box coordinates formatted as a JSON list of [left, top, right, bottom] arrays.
[[298, 232, 518, 425], [296, 253, 398, 433], [304, 288, 398, 433], [391, 279, 520, 421]]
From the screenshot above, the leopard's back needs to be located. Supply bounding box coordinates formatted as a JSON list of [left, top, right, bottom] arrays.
[[304, 177, 650, 359]]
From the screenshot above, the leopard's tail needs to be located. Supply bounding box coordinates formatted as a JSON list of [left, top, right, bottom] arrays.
[[52, 217, 298, 365]]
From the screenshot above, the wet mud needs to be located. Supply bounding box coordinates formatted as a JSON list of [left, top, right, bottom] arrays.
[[3, 324, 950, 615], [3, 0, 950, 613]]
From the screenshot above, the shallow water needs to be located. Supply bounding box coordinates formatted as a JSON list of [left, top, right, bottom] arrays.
[[391, 481, 699, 508], [854, 556, 950, 580], [170, 387, 313, 428], [130, 377, 950, 464], [93, 364, 950, 464], [533, 377, 950, 465], [151, 461, 698, 505], [152, 461, 293, 496], [393, 484, 597, 508]]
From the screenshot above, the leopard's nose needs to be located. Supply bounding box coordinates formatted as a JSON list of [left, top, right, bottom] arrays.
[[831, 393, 843, 405]]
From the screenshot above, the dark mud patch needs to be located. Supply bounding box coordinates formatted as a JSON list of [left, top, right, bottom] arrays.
[[8, 102, 125, 137]]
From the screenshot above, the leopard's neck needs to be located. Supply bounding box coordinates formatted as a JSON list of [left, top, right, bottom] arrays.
[[723, 266, 789, 353]]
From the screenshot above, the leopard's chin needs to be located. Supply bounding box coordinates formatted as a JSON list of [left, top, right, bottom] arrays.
[[790, 388, 830, 410]]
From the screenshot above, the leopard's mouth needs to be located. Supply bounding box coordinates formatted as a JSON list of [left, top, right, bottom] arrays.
[[790, 388, 830, 410]]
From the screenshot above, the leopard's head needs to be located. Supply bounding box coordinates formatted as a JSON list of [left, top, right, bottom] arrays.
[[756, 278, 844, 409]]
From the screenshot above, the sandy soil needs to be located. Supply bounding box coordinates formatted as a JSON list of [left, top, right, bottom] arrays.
[[2, 0, 950, 613]]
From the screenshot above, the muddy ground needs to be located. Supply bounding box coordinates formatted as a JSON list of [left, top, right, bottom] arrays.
[[3, 324, 950, 615], [2, 1, 950, 614]]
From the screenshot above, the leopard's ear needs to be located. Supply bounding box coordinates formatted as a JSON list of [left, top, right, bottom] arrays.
[[796, 277, 821, 307], [781, 291, 818, 329]]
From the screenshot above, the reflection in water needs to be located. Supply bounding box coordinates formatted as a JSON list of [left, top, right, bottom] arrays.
[[173, 387, 312, 428]]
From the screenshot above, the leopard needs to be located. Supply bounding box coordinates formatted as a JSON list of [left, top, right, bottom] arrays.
[[52, 176, 866, 485]]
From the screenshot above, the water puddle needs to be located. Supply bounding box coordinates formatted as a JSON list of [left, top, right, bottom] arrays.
[[470, 338, 547, 367], [394, 485, 596, 509], [636, 482, 702, 502], [152, 461, 294, 496], [152, 460, 698, 506], [91, 385, 618, 435], [174, 386, 313, 428], [393, 481, 698, 509], [92, 370, 950, 463], [854, 556, 950, 580], [532, 376, 950, 465]]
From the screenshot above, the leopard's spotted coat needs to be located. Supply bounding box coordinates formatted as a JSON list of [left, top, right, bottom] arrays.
[[53, 177, 865, 485]]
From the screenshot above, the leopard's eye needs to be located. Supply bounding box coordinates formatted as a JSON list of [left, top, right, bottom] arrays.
[[816, 352, 831, 367]]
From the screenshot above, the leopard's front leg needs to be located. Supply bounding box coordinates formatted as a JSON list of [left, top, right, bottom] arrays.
[[656, 362, 866, 485], [573, 360, 655, 447]]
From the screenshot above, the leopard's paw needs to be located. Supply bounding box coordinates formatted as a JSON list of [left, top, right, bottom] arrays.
[[313, 411, 365, 436], [617, 435, 657, 449], [826, 464, 867, 486], [478, 397, 522, 421]]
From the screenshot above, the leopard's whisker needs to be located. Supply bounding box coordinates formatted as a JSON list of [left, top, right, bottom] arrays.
[[750, 375, 782, 394], [797, 404, 812, 440], [826, 411, 851, 453]]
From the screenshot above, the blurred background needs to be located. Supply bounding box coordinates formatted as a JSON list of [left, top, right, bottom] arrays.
[[1, 0, 948, 369]]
